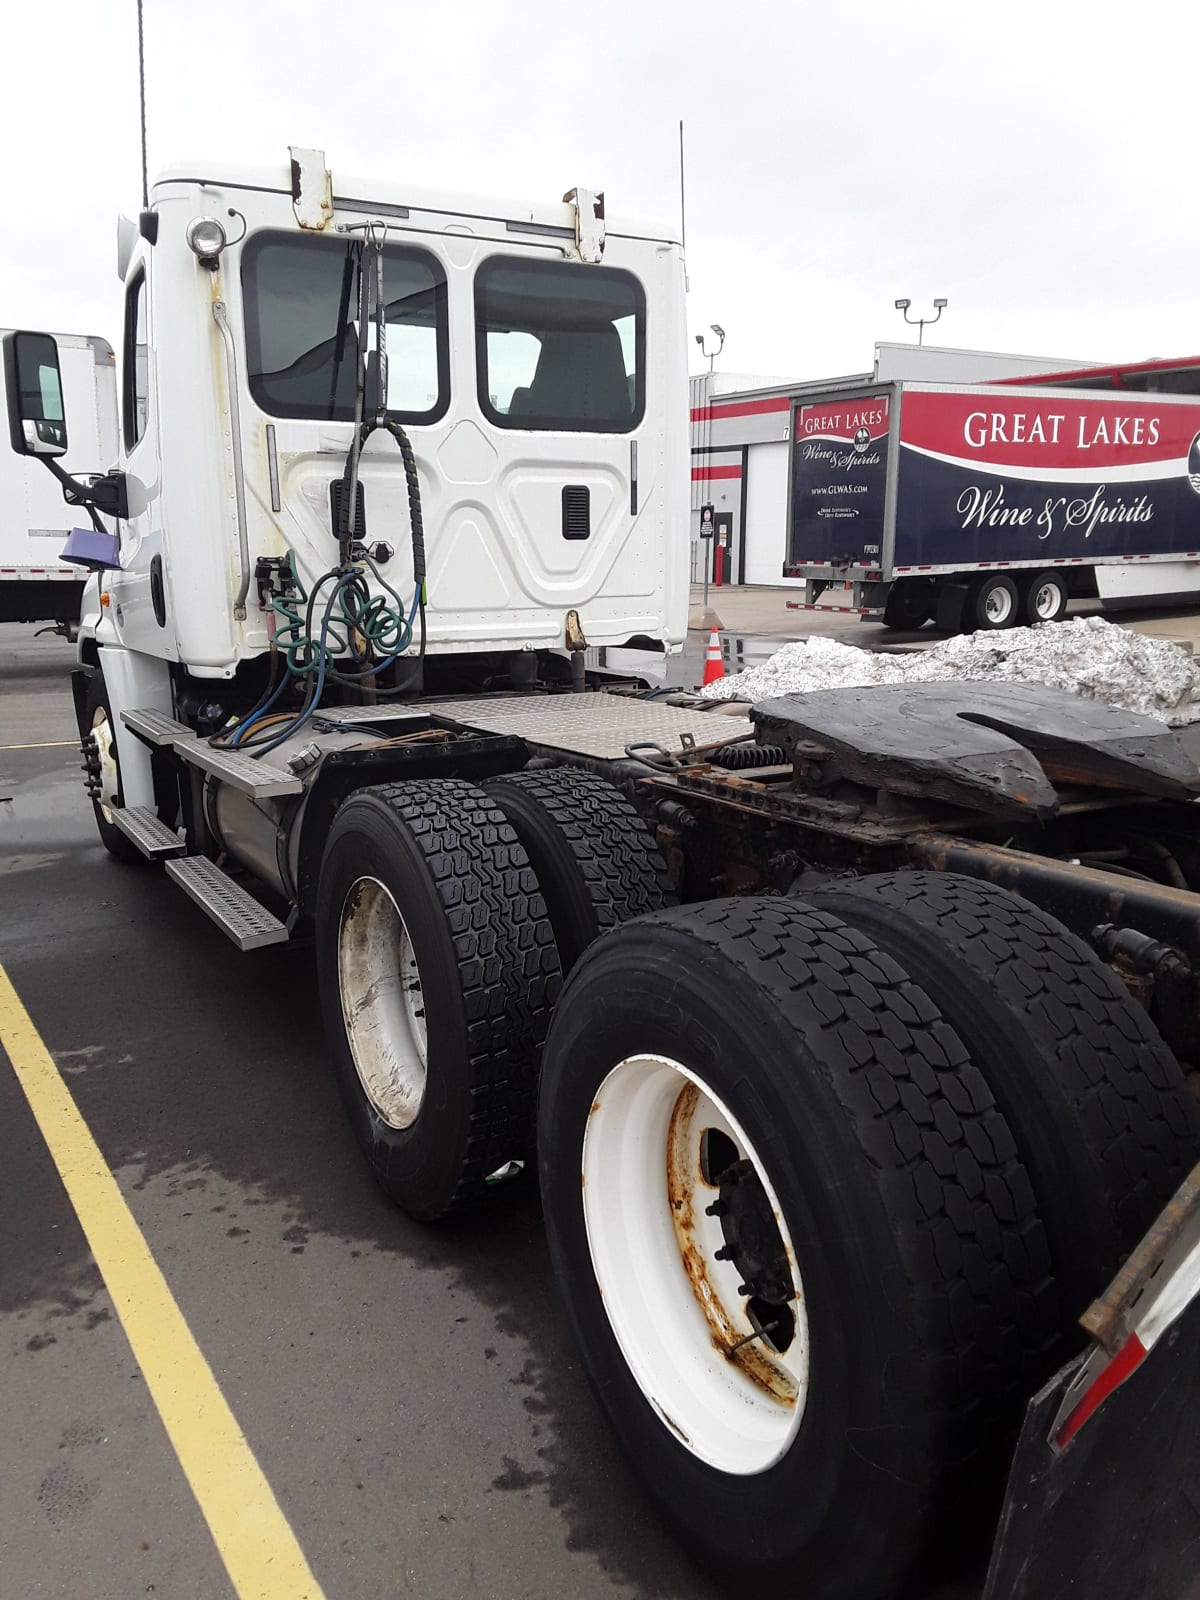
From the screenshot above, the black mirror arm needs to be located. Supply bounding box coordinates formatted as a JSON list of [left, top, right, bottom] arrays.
[[35, 454, 128, 521]]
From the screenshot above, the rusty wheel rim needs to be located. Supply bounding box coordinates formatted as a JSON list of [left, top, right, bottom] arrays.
[[337, 876, 428, 1129], [581, 1054, 809, 1473]]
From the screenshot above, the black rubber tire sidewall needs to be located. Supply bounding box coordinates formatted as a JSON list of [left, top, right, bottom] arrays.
[[486, 768, 675, 972], [315, 783, 560, 1218], [83, 670, 143, 863], [807, 872, 1200, 1316], [539, 901, 1041, 1595], [882, 582, 933, 630], [967, 573, 1020, 631], [1021, 570, 1069, 625]]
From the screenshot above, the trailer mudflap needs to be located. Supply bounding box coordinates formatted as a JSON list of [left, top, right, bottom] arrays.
[[986, 1162, 1200, 1600], [753, 680, 1199, 821]]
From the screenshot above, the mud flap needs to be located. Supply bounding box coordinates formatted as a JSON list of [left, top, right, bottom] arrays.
[[986, 1167, 1200, 1600]]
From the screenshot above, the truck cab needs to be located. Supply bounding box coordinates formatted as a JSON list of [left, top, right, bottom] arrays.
[[7, 147, 687, 812]]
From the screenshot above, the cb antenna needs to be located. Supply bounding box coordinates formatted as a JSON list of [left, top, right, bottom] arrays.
[[137, 0, 149, 211]]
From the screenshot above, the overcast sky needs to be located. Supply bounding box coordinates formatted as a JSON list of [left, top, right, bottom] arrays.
[[3, 0, 1197, 381]]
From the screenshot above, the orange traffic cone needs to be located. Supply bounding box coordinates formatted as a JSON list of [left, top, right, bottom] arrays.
[[701, 626, 725, 687]]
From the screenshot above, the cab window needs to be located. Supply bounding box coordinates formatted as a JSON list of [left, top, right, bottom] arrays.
[[475, 257, 644, 433], [242, 232, 449, 423]]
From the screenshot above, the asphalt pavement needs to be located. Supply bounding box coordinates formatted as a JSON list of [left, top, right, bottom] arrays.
[[4, 601, 1197, 1600], [0, 624, 733, 1600]]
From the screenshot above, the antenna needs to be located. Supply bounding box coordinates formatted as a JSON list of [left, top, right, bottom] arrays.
[[137, 0, 149, 211], [678, 119, 687, 253]]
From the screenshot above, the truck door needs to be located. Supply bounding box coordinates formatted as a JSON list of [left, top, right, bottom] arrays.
[[110, 258, 171, 654], [462, 249, 653, 641]]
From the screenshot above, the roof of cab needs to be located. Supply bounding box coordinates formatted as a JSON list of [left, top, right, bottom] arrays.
[[151, 156, 681, 247]]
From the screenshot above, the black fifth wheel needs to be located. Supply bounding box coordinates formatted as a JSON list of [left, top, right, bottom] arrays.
[[538, 898, 1060, 1598], [315, 779, 561, 1219]]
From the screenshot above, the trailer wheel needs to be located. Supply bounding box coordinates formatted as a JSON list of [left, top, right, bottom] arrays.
[[82, 671, 142, 864], [485, 767, 675, 971], [316, 779, 562, 1219], [1021, 570, 1069, 625], [966, 573, 1019, 630], [539, 898, 1057, 1595], [881, 581, 933, 630], [805, 873, 1200, 1322]]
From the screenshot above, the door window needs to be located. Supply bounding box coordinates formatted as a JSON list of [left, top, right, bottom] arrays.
[[475, 257, 645, 433]]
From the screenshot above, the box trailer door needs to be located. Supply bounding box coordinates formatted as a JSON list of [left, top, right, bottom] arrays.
[[789, 389, 893, 570]]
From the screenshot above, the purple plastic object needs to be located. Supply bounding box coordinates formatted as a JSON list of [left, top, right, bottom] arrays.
[[61, 526, 121, 572]]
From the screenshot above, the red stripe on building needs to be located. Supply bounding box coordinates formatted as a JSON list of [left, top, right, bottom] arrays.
[[691, 465, 743, 481], [690, 397, 792, 423]]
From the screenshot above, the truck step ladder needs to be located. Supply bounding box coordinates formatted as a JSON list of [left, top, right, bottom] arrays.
[[121, 707, 303, 796], [164, 857, 290, 951], [112, 806, 187, 860], [170, 739, 304, 797], [121, 707, 197, 745]]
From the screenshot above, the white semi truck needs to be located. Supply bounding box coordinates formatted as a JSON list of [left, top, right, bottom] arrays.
[[9, 147, 1200, 1599], [0, 330, 118, 628]]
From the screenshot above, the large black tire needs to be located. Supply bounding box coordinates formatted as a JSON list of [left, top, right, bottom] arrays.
[[966, 573, 1020, 630], [539, 898, 1058, 1598], [882, 581, 933, 630], [316, 780, 562, 1219], [1020, 569, 1070, 625], [805, 873, 1200, 1323], [82, 670, 143, 864], [485, 767, 675, 971]]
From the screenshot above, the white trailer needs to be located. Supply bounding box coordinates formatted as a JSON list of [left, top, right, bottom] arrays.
[[0, 331, 117, 626], [9, 145, 1200, 1600]]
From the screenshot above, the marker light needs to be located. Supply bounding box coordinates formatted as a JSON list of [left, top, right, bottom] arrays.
[[185, 216, 227, 269]]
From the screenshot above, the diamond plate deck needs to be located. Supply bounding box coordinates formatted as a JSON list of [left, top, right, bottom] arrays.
[[320, 694, 752, 759], [165, 857, 289, 951], [112, 805, 186, 860]]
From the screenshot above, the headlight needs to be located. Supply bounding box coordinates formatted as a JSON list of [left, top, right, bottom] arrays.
[[185, 216, 227, 267]]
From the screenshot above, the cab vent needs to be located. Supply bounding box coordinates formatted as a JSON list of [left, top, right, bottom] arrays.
[[562, 485, 590, 540]]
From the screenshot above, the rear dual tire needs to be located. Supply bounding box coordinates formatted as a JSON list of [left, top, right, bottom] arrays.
[[316, 779, 562, 1219], [539, 898, 1060, 1598], [805, 872, 1200, 1322], [317, 768, 670, 1218]]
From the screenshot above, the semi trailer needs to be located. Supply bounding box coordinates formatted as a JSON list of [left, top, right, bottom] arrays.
[[0, 330, 117, 628], [8, 145, 1200, 1599], [784, 378, 1200, 630]]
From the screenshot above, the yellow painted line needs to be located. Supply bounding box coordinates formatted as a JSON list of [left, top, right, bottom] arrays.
[[0, 964, 327, 1600], [0, 740, 78, 750]]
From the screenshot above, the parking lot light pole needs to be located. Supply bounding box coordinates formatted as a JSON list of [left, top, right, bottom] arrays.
[[895, 297, 948, 346]]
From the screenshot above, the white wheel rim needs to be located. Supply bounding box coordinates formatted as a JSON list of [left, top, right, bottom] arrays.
[[90, 707, 120, 823], [338, 876, 428, 1128], [581, 1054, 809, 1475], [1033, 583, 1060, 620], [984, 585, 1014, 624]]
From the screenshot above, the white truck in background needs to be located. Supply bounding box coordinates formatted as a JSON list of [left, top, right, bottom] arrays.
[[8, 145, 1200, 1600], [0, 330, 117, 628]]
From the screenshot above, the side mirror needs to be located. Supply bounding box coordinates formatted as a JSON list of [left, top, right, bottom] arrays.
[[3, 330, 69, 457]]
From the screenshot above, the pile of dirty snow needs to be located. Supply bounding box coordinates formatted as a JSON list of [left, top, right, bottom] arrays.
[[700, 616, 1200, 727]]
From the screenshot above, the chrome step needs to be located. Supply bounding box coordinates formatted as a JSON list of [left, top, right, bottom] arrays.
[[112, 806, 186, 860], [164, 857, 289, 951], [122, 707, 197, 746], [173, 738, 303, 797]]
